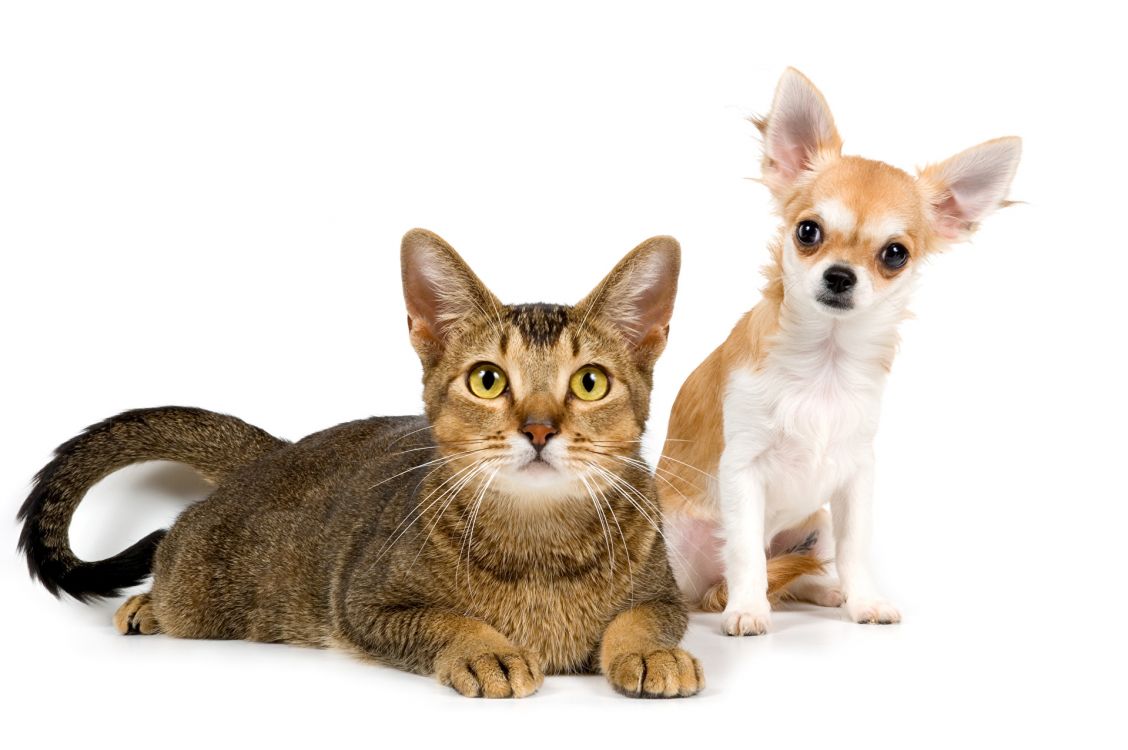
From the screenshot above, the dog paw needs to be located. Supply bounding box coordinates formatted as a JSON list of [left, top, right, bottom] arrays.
[[721, 605, 772, 636], [811, 586, 845, 607], [606, 647, 704, 698], [436, 645, 544, 698], [801, 581, 844, 607], [846, 598, 901, 624]]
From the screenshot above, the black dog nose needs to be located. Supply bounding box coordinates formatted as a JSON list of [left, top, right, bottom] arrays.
[[823, 265, 857, 294]]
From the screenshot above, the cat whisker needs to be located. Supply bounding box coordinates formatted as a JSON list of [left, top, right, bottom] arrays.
[[583, 468, 635, 603], [459, 465, 499, 610], [386, 439, 497, 457], [578, 472, 616, 576], [371, 458, 493, 564], [408, 457, 500, 573], [595, 451, 695, 506], [582, 461, 697, 574], [365, 447, 492, 491], [651, 453, 718, 481], [385, 422, 440, 448], [588, 438, 698, 444]]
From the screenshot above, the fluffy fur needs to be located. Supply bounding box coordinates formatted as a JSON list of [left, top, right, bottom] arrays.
[[19, 229, 705, 698], [657, 68, 1021, 635]]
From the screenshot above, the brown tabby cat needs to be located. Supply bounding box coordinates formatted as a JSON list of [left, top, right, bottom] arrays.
[[17, 229, 704, 698]]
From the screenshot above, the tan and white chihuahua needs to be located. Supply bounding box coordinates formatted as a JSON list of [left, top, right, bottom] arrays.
[[657, 68, 1021, 635]]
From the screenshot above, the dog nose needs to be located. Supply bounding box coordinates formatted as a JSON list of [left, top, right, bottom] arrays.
[[521, 422, 558, 450], [823, 265, 857, 294]]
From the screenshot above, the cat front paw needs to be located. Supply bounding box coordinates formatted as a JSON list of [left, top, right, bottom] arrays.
[[846, 597, 901, 625], [435, 643, 544, 698], [606, 647, 704, 698]]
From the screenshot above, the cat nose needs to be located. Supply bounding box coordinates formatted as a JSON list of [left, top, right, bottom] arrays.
[[521, 421, 558, 450]]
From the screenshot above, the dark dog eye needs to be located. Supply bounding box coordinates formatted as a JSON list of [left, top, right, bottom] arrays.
[[880, 243, 909, 269], [796, 220, 822, 248]]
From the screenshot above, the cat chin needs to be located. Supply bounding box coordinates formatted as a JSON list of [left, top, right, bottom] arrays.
[[491, 464, 588, 504]]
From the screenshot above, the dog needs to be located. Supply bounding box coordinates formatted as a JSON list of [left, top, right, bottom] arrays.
[[656, 68, 1021, 635]]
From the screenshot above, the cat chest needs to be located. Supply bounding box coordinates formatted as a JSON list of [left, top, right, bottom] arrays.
[[463, 573, 628, 673]]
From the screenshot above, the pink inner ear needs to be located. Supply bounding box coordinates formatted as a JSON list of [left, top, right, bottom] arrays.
[[932, 193, 967, 240], [771, 139, 807, 181]]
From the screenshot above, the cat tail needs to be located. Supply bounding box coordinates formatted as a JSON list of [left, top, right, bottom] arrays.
[[17, 406, 286, 601]]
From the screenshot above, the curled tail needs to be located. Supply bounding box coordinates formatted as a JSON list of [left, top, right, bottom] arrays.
[[17, 406, 286, 601]]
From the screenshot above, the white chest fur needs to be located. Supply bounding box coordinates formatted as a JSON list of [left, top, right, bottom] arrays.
[[721, 312, 895, 541]]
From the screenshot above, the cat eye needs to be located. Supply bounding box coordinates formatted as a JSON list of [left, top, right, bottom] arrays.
[[570, 365, 610, 402], [467, 363, 508, 399], [880, 242, 910, 270], [796, 220, 822, 248]]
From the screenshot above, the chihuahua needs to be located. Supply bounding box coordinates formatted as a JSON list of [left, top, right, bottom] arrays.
[[656, 68, 1021, 635]]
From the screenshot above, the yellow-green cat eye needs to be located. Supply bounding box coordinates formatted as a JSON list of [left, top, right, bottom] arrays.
[[468, 363, 508, 399], [570, 365, 610, 401]]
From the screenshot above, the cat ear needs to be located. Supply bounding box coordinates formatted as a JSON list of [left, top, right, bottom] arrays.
[[918, 137, 1022, 242], [575, 236, 681, 367], [400, 228, 502, 363], [757, 68, 842, 197]]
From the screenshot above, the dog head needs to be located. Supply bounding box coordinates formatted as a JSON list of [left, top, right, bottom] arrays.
[[757, 68, 1021, 316]]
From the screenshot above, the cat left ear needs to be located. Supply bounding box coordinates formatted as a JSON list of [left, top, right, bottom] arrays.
[[575, 236, 681, 367], [401, 228, 503, 365]]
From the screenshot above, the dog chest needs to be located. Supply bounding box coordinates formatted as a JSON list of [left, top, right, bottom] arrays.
[[724, 358, 882, 531]]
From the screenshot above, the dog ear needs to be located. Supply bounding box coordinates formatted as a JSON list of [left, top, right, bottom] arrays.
[[918, 137, 1022, 242], [574, 235, 681, 368], [757, 68, 843, 196], [401, 228, 503, 367]]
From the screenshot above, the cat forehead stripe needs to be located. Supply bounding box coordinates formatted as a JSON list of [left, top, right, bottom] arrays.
[[506, 303, 570, 347]]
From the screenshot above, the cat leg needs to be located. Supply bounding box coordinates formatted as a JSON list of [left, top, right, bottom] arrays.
[[599, 600, 703, 698], [113, 592, 161, 635], [337, 607, 543, 698]]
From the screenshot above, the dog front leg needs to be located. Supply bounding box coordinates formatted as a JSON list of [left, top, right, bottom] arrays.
[[718, 450, 771, 635], [832, 453, 901, 624]]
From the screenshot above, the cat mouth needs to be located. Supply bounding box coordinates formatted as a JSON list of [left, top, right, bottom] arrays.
[[522, 456, 556, 472]]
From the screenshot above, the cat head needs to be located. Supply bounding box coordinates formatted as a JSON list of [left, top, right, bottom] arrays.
[[400, 229, 680, 502]]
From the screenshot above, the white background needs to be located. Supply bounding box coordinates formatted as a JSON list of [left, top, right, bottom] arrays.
[[2, 1, 1124, 747]]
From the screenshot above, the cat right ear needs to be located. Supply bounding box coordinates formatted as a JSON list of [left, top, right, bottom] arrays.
[[575, 235, 681, 368], [400, 229, 502, 364]]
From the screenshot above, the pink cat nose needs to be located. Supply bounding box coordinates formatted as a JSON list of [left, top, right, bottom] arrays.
[[521, 422, 558, 449]]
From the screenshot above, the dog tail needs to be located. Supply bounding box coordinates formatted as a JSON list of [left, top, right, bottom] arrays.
[[17, 406, 286, 601], [698, 529, 826, 612], [766, 553, 826, 601]]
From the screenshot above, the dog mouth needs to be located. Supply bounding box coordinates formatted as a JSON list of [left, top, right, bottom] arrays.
[[817, 293, 854, 311]]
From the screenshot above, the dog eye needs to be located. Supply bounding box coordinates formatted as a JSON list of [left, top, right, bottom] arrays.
[[795, 220, 822, 248], [880, 243, 909, 270]]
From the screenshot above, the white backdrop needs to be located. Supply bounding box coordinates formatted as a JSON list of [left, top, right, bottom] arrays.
[[2, 1, 1124, 747]]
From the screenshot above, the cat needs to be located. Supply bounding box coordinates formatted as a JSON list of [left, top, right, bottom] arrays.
[[17, 228, 705, 698]]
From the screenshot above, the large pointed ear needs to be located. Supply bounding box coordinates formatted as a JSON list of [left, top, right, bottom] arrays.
[[400, 228, 503, 365], [757, 68, 843, 196], [918, 137, 1022, 243], [574, 236, 680, 367]]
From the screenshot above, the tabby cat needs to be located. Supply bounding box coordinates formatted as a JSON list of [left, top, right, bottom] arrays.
[[18, 229, 703, 698]]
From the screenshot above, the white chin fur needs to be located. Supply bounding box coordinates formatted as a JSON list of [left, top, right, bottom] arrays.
[[490, 438, 585, 500]]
